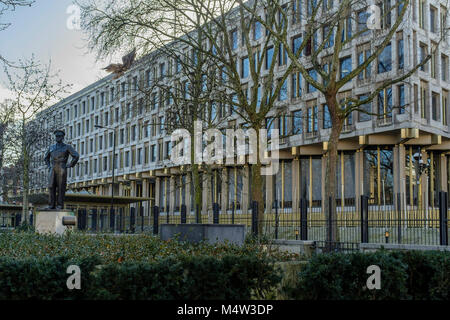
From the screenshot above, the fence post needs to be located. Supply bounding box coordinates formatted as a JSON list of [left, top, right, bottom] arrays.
[[397, 193, 402, 244], [251, 201, 258, 236], [327, 196, 332, 243], [130, 207, 136, 233], [300, 198, 308, 240], [153, 205, 159, 235], [274, 200, 279, 240], [140, 205, 144, 232], [231, 202, 235, 224], [109, 208, 115, 232], [181, 204, 187, 224], [439, 191, 448, 246], [213, 203, 219, 224], [91, 209, 98, 231], [15, 213, 21, 227], [196, 204, 200, 223], [360, 195, 369, 243]]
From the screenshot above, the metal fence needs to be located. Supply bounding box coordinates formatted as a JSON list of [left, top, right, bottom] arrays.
[[17, 192, 449, 248]]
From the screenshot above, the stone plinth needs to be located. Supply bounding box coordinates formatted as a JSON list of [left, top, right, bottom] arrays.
[[35, 210, 76, 235], [160, 224, 246, 245]]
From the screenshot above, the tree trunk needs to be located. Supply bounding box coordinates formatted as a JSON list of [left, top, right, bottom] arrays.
[[22, 127, 29, 225], [324, 95, 344, 242], [250, 126, 264, 235], [190, 132, 202, 222], [192, 163, 202, 222]]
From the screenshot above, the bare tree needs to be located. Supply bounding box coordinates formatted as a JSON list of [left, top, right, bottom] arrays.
[[78, 0, 294, 231], [0, 98, 15, 201], [3, 56, 71, 224], [0, 0, 34, 66], [78, 0, 448, 238]]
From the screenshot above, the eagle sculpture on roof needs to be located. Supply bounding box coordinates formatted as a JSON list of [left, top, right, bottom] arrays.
[[103, 48, 137, 79]]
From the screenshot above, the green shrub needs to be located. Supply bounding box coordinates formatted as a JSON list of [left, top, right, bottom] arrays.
[[0, 254, 280, 300], [0, 232, 298, 263], [286, 250, 450, 300]]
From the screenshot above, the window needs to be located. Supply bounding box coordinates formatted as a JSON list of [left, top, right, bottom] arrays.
[[420, 81, 428, 119], [100, 92, 105, 106], [358, 47, 371, 80], [278, 79, 288, 101], [292, 0, 302, 24], [442, 55, 449, 81], [323, 104, 332, 129], [151, 145, 156, 162], [292, 35, 302, 57], [397, 36, 404, 69], [431, 42, 438, 78], [341, 15, 352, 42], [137, 148, 142, 165], [430, 6, 437, 33], [278, 43, 288, 66], [323, 25, 334, 49], [253, 20, 262, 40], [265, 47, 274, 69], [307, 69, 317, 93], [378, 43, 392, 73], [378, 87, 393, 119], [241, 57, 249, 78], [340, 56, 352, 79], [432, 92, 439, 121], [358, 94, 372, 122], [160, 63, 166, 78], [121, 82, 126, 97], [292, 110, 303, 134], [231, 29, 238, 50], [419, 43, 428, 71], [398, 84, 405, 114], [442, 91, 448, 125], [357, 10, 369, 36], [307, 105, 318, 132], [91, 96, 95, 111], [419, 0, 425, 28], [379, 0, 391, 29], [441, 6, 447, 39], [125, 151, 130, 167], [278, 115, 288, 136], [291, 71, 302, 98]]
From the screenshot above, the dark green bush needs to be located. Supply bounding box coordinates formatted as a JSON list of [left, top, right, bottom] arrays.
[[0, 254, 280, 300], [285, 250, 450, 300]]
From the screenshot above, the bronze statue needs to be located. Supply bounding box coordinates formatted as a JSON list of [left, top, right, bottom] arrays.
[[44, 130, 79, 209]]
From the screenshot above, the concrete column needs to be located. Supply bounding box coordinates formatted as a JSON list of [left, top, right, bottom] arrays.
[[355, 150, 361, 212], [221, 168, 228, 212], [185, 174, 191, 213], [321, 155, 326, 212], [142, 178, 148, 215], [292, 159, 300, 210], [398, 144, 406, 210], [202, 175, 211, 218], [421, 150, 428, 209], [242, 165, 249, 213], [155, 177, 161, 207], [393, 145, 400, 197], [169, 176, 175, 214], [440, 154, 448, 192], [266, 173, 273, 212]]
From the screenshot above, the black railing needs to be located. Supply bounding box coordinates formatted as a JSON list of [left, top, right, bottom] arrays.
[[23, 192, 448, 247]]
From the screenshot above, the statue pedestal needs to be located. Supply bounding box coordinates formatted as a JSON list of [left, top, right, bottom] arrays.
[[35, 210, 76, 235]]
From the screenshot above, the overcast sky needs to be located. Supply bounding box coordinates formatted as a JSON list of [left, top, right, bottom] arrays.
[[0, 0, 120, 101]]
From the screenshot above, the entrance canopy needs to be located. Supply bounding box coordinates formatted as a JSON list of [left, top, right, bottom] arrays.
[[15, 191, 152, 208]]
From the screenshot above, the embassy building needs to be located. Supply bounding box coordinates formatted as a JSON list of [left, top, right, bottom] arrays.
[[30, 0, 450, 219]]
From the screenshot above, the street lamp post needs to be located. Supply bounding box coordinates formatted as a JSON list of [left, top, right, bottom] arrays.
[[95, 125, 116, 229]]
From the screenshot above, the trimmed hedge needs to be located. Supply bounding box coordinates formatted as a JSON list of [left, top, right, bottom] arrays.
[[285, 250, 450, 300], [0, 254, 280, 300]]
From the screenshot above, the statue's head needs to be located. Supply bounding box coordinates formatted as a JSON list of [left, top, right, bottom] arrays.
[[54, 130, 65, 143]]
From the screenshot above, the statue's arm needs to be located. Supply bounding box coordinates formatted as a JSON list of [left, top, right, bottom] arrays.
[[67, 145, 80, 168]]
